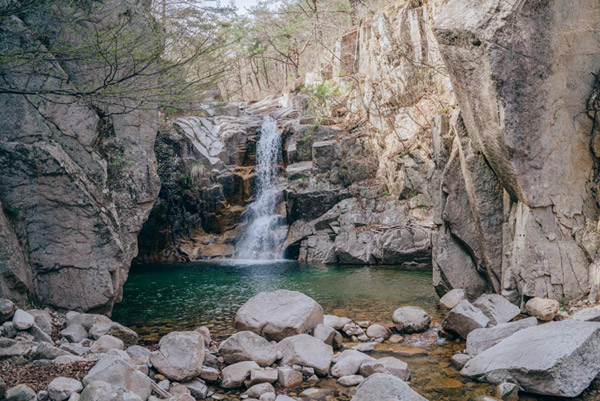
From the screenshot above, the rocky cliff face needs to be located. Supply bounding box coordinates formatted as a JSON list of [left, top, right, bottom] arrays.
[[137, 1, 455, 266], [0, 1, 160, 313], [431, 0, 600, 305]]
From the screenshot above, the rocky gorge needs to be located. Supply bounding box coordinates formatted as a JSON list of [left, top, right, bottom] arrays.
[[1, 0, 600, 399]]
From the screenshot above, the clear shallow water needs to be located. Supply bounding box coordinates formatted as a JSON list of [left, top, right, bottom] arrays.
[[112, 260, 439, 342], [111, 261, 600, 401]]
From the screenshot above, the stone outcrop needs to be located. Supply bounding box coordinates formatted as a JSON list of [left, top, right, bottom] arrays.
[[461, 319, 600, 397], [431, 0, 600, 305], [138, 0, 457, 267], [0, 0, 161, 313]]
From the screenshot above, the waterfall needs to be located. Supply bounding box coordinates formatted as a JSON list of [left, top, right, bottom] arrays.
[[235, 116, 284, 260]]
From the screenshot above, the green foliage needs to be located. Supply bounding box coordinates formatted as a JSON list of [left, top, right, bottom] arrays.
[[4, 206, 21, 218], [0, 0, 234, 114], [301, 80, 343, 120], [112, 155, 133, 170]]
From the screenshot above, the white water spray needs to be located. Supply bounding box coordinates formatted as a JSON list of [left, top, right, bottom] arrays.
[[235, 116, 284, 260]]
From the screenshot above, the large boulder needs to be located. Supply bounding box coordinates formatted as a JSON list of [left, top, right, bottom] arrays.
[[27, 310, 53, 336], [276, 334, 333, 376], [12, 310, 34, 331], [60, 325, 88, 343], [0, 338, 33, 358], [442, 300, 489, 339], [572, 306, 600, 322], [313, 324, 342, 347], [47, 377, 82, 401], [83, 356, 151, 400], [351, 373, 428, 401], [525, 298, 559, 321], [89, 335, 124, 354], [218, 331, 277, 367], [234, 290, 323, 341], [5, 384, 36, 401], [65, 313, 111, 330], [473, 294, 520, 326], [439, 289, 465, 310], [150, 331, 205, 381], [359, 357, 410, 381], [392, 307, 431, 333], [461, 320, 600, 397], [466, 317, 537, 356], [0, 299, 15, 323], [331, 349, 375, 365], [221, 361, 260, 389], [331, 357, 361, 378], [89, 322, 138, 345], [79, 381, 142, 401]]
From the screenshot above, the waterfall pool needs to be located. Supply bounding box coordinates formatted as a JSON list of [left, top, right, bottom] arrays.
[[112, 261, 510, 400]]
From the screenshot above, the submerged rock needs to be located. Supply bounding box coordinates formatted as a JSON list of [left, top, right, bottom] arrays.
[[150, 331, 205, 381], [218, 331, 277, 367], [351, 373, 428, 401], [235, 290, 323, 341], [461, 319, 600, 397]]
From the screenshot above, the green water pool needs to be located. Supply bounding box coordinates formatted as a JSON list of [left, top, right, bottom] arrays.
[[112, 260, 439, 342], [112, 261, 597, 400]]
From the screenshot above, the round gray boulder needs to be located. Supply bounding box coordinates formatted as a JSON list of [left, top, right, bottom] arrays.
[[351, 373, 428, 401], [234, 290, 323, 341], [150, 331, 205, 381], [218, 331, 277, 367], [392, 306, 431, 333]]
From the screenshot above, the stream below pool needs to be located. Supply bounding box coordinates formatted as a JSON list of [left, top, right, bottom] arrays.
[[112, 261, 599, 401]]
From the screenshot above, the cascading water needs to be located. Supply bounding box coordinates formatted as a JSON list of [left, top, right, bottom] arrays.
[[235, 116, 284, 260]]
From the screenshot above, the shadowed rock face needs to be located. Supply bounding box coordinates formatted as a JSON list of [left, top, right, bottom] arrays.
[[432, 0, 600, 304], [0, 1, 160, 313]]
